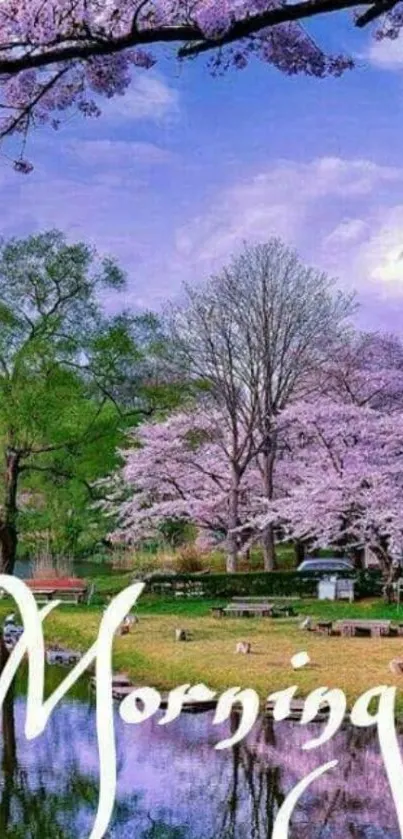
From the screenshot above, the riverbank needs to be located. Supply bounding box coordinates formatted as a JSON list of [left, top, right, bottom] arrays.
[[3, 595, 403, 707]]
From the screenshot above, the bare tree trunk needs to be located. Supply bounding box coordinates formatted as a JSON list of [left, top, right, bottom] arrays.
[[227, 466, 240, 573], [0, 450, 20, 575], [261, 450, 277, 571], [348, 545, 365, 569], [262, 526, 276, 571], [294, 540, 305, 567], [372, 541, 392, 574]]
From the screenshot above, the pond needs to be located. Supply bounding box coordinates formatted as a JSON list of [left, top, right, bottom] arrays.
[[0, 668, 400, 839], [13, 560, 114, 580]]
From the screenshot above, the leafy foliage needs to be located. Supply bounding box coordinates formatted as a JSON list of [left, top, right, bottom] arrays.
[[0, 230, 182, 569]]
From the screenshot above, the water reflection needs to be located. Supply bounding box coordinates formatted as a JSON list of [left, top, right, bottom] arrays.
[[0, 667, 400, 838]]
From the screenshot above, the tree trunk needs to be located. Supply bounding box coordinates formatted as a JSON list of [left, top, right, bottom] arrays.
[[0, 639, 17, 834], [0, 523, 17, 575], [261, 448, 277, 571], [226, 536, 238, 573], [348, 546, 365, 569], [262, 526, 276, 571], [294, 540, 305, 567], [0, 450, 21, 575], [227, 466, 240, 573], [372, 542, 392, 575]]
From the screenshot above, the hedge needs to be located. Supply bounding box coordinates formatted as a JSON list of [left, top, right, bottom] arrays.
[[145, 569, 383, 599]]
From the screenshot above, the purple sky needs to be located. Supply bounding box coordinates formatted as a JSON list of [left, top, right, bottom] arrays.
[[3, 18, 403, 332]]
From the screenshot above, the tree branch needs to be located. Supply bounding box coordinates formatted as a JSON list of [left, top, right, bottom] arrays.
[[0, 0, 375, 75], [178, 0, 372, 59], [355, 0, 399, 27], [20, 464, 100, 499]]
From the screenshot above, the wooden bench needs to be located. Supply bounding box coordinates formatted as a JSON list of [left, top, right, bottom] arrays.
[[149, 580, 205, 597], [334, 619, 392, 638], [174, 581, 205, 599], [316, 620, 333, 635], [217, 597, 295, 618], [24, 578, 94, 605], [211, 607, 225, 618]]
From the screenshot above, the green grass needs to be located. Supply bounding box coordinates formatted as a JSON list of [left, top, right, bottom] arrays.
[[132, 593, 403, 622], [3, 591, 403, 708]]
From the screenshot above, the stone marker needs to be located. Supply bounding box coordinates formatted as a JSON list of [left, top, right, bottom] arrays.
[[235, 641, 251, 654]]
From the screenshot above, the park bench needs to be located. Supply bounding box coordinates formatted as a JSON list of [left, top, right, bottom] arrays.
[[334, 618, 392, 638], [173, 580, 205, 598], [23, 578, 94, 605], [213, 597, 295, 618], [315, 620, 333, 635], [149, 579, 205, 597]]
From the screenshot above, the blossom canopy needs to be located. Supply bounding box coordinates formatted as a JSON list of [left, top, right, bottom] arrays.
[[0, 0, 401, 159]]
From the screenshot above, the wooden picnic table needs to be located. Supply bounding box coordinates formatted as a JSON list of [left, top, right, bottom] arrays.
[[334, 618, 392, 638], [213, 597, 295, 618], [316, 620, 333, 635]]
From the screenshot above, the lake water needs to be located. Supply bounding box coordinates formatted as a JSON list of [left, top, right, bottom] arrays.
[[0, 668, 401, 839]]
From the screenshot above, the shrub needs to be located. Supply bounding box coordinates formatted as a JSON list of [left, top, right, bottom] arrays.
[[31, 550, 74, 579], [174, 546, 206, 574], [145, 569, 383, 599], [111, 549, 135, 571]]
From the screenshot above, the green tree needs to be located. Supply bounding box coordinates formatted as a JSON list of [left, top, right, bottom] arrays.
[[0, 230, 169, 573]]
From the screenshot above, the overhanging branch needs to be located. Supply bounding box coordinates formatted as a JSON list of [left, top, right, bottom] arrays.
[[0, 0, 381, 75]]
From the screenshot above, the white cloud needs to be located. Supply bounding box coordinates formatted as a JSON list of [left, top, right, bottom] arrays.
[[3, 150, 403, 325], [353, 205, 403, 290], [368, 36, 403, 71], [100, 74, 180, 123], [70, 139, 173, 168], [295, 156, 401, 196], [323, 218, 369, 248], [175, 156, 403, 268]]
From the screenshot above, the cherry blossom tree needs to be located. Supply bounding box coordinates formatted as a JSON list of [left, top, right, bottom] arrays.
[[167, 239, 354, 570], [101, 408, 266, 568], [317, 331, 403, 411], [253, 399, 403, 570], [0, 1, 401, 167], [105, 331, 403, 572]]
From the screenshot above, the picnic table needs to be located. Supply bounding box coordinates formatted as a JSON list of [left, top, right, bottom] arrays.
[[334, 618, 392, 638], [315, 620, 333, 635], [212, 597, 295, 618]]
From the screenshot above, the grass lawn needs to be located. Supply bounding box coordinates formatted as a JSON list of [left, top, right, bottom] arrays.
[[4, 591, 403, 709]]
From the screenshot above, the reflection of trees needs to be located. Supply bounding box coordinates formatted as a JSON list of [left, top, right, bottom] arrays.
[[213, 715, 285, 839], [239, 717, 399, 838], [0, 638, 17, 834], [0, 705, 140, 839], [142, 814, 188, 839], [0, 668, 399, 839], [204, 708, 400, 839], [0, 646, 139, 838], [0, 655, 193, 839]]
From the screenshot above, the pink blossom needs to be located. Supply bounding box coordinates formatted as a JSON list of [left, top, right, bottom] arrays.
[[100, 408, 267, 548], [0, 0, 361, 154]]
